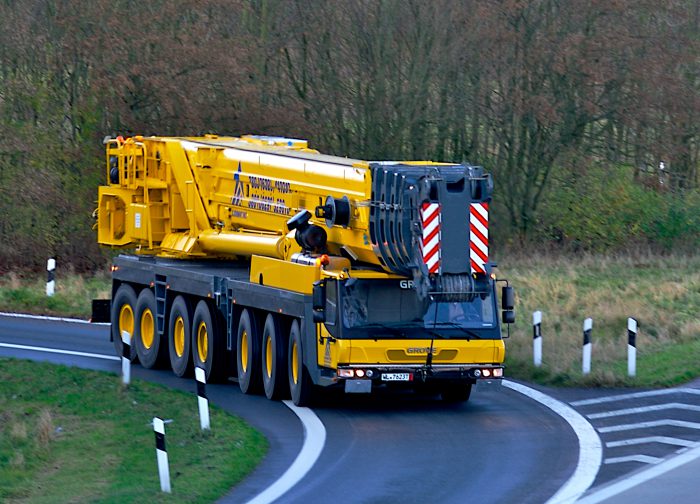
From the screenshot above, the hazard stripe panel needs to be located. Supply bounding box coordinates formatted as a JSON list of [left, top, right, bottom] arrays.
[[470, 202, 488, 274], [420, 203, 441, 274]]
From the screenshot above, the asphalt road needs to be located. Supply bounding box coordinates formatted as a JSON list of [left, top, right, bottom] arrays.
[[0, 314, 582, 503]]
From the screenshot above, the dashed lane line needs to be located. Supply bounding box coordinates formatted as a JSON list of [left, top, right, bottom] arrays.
[[606, 436, 699, 448], [598, 419, 700, 433], [604, 455, 663, 465], [571, 388, 700, 407], [503, 380, 602, 504], [588, 403, 700, 419]]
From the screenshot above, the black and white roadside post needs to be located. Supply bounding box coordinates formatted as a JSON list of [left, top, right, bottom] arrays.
[[627, 318, 638, 377], [195, 366, 210, 431], [153, 417, 172, 493], [46, 258, 56, 297], [121, 330, 131, 386], [582, 318, 593, 375], [533, 311, 543, 367]]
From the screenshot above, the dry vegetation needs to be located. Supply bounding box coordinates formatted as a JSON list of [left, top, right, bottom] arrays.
[[501, 252, 700, 386]]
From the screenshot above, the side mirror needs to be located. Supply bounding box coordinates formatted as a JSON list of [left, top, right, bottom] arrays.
[[502, 310, 515, 324], [312, 281, 326, 323], [502, 286, 515, 311]]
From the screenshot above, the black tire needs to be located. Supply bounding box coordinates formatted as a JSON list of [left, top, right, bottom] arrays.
[[168, 295, 192, 377], [262, 313, 288, 400], [134, 289, 167, 369], [441, 382, 472, 402], [236, 309, 261, 394], [288, 320, 314, 406], [192, 300, 227, 382], [111, 284, 138, 362]]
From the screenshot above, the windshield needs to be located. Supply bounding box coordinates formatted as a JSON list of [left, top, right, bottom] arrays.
[[340, 279, 498, 337]]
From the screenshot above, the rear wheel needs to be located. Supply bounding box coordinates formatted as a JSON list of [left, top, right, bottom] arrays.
[[111, 284, 138, 362], [262, 314, 288, 400], [288, 320, 314, 406], [441, 382, 472, 402], [192, 300, 226, 382], [237, 309, 261, 394], [168, 296, 192, 377], [134, 289, 166, 369]]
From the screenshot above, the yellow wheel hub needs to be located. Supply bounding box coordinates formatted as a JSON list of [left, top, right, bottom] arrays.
[[119, 304, 134, 337], [141, 308, 155, 350], [291, 340, 299, 385], [197, 321, 208, 363], [174, 316, 185, 358], [241, 330, 248, 372], [265, 336, 273, 379]]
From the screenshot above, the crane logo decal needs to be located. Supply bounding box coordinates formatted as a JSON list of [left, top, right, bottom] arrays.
[[231, 162, 244, 206]]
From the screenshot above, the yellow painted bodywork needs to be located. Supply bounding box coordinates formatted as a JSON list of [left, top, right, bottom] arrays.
[[251, 256, 321, 294], [330, 338, 506, 367], [96, 134, 460, 278]]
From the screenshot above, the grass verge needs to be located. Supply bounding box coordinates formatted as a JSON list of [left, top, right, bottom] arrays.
[[500, 252, 700, 387], [0, 270, 110, 319], [0, 358, 267, 503]]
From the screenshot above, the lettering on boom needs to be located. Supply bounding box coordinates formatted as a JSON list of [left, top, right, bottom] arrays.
[[232, 165, 292, 215]]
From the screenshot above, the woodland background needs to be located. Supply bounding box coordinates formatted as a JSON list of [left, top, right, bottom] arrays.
[[1, 0, 699, 271]]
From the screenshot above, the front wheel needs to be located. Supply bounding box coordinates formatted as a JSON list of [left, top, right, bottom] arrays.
[[288, 320, 314, 406]]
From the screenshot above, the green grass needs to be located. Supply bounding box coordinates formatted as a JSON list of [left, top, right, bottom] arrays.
[[500, 252, 700, 387], [0, 359, 267, 503], [0, 271, 110, 319]]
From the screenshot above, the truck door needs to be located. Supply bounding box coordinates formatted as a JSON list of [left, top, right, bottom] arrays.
[[317, 279, 340, 368]]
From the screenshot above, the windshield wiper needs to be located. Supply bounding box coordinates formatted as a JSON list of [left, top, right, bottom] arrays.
[[431, 322, 483, 340], [361, 323, 404, 336]]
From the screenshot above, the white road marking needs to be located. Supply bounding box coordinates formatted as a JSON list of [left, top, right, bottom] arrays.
[[606, 436, 699, 448], [245, 401, 326, 504], [604, 455, 663, 465], [588, 403, 700, 419], [571, 388, 700, 406], [0, 342, 120, 361], [0, 311, 110, 325], [577, 444, 700, 503], [503, 380, 602, 504], [598, 419, 700, 433]]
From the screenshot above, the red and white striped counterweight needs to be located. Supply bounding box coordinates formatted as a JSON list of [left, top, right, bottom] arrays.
[[469, 202, 489, 274], [420, 202, 441, 274]]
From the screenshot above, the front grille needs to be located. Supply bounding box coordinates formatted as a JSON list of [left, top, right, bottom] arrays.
[[386, 349, 458, 362]]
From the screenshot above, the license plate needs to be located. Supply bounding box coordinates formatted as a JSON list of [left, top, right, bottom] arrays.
[[382, 373, 411, 382]]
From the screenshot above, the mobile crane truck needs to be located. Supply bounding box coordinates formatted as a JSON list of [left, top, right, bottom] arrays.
[[95, 134, 514, 406]]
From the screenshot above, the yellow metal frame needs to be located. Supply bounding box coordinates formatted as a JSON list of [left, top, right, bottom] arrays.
[[96, 134, 461, 271]]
